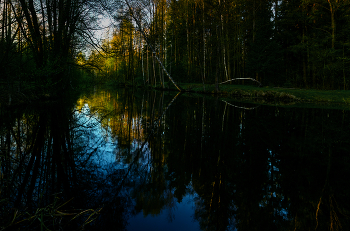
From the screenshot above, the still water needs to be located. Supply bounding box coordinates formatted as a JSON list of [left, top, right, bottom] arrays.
[[1, 87, 350, 230]]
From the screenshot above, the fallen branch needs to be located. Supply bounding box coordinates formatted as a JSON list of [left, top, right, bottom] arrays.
[[219, 78, 262, 87], [124, 0, 182, 91]]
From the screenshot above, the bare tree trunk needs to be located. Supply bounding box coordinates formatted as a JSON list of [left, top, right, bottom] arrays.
[[328, 0, 336, 89], [343, 44, 346, 90], [142, 41, 145, 85], [147, 46, 150, 84], [7, 0, 11, 43], [124, 0, 182, 91], [328, 0, 336, 49], [152, 52, 156, 87], [186, 0, 190, 76], [202, 0, 206, 91], [1, 0, 5, 42], [219, 0, 228, 81], [302, 24, 308, 88]]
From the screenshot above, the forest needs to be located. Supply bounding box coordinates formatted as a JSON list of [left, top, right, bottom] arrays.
[[1, 0, 350, 99], [2, 1, 350, 229]]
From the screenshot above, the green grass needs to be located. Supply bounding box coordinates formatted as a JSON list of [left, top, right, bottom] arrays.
[[130, 82, 350, 110], [168, 83, 350, 104], [3, 79, 350, 109]]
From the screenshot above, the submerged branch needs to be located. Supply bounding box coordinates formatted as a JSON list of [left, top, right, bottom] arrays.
[[222, 100, 260, 110]]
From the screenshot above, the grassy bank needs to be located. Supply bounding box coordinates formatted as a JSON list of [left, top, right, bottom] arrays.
[[102, 80, 350, 110], [126, 82, 350, 105], [2, 79, 350, 108]]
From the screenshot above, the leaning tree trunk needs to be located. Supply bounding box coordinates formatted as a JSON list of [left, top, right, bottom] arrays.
[[124, 0, 182, 91]]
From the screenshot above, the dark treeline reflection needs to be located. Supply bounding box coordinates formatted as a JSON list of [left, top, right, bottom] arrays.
[[2, 88, 350, 230], [0, 97, 130, 230], [87, 88, 350, 231], [168, 98, 350, 231]]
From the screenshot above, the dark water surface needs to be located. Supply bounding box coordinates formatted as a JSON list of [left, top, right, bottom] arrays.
[[1, 87, 350, 230]]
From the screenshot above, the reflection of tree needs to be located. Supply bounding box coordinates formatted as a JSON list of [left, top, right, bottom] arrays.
[[120, 90, 181, 217], [72, 88, 350, 231], [0, 99, 130, 230], [157, 96, 350, 230], [77, 87, 182, 220], [273, 108, 350, 231], [77, 88, 148, 156]]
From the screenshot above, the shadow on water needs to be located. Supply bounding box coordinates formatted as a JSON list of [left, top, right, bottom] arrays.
[[1, 87, 350, 230]]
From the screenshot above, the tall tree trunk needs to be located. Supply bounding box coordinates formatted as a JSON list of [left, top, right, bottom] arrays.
[[302, 17, 308, 88], [328, 0, 336, 49], [1, 0, 5, 42], [152, 52, 156, 86], [186, 0, 190, 76], [202, 0, 206, 91], [142, 41, 145, 85], [343, 44, 346, 89], [147, 46, 150, 84], [219, 0, 228, 81]]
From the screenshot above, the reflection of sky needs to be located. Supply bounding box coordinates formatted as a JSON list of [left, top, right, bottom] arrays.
[[75, 102, 200, 231], [75, 103, 127, 172], [258, 151, 289, 220]]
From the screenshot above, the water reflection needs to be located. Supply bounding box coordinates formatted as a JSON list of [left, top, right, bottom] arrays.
[[0, 97, 129, 230], [1, 88, 350, 230]]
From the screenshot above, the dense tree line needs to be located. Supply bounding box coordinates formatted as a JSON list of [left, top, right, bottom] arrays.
[[2, 0, 350, 92], [92, 0, 350, 90], [0, 0, 111, 99]]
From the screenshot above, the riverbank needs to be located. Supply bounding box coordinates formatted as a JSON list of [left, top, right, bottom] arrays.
[[0, 80, 94, 107], [111, 81, 350, 105], [2, 80, 350, 108], [178, 83, 350, 104]]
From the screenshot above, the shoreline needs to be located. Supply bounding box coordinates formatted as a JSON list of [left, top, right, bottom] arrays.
[[2, 82, 350, 109], [116, 82, 350, 104]]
